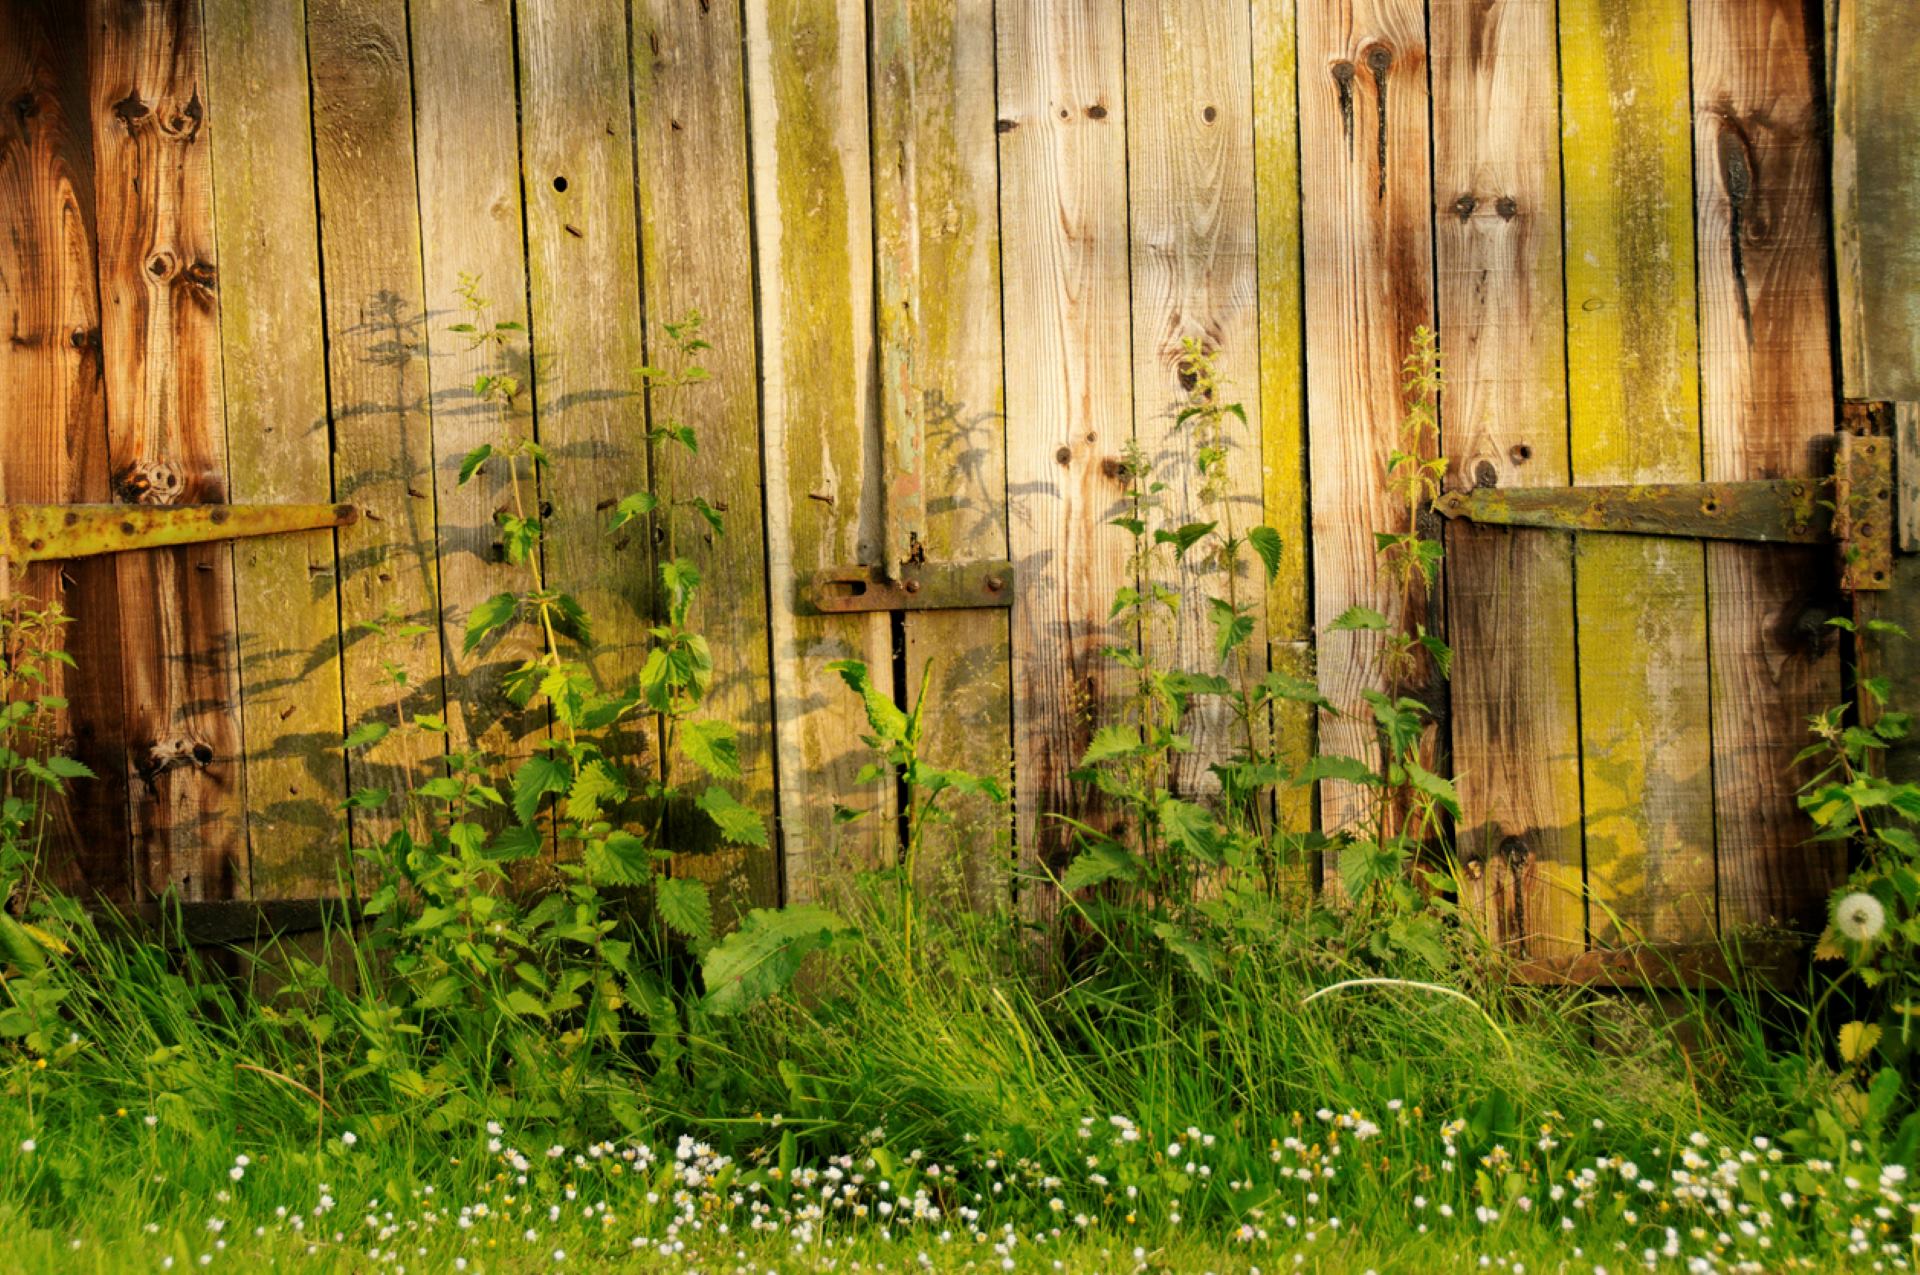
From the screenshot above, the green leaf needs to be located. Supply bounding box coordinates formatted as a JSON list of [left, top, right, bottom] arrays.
[[463, 592, 519, 655], [1060, 842, 1141, 892], [343, 721, 390, 750], [827, 660, 907, 743], [1247, 525, 1282, 582], [483, 825, 544, 863], [0, 912, 47, 972], [512, 755, 571, 826], [1150, 921, 1220, 982], [1294, 754, 1376, 787], [610, 491, 659, 531], [567, 760, 624, 822], [586, 831, 653, 885], [1330, 605, 1389, 633], [1154, 521, 1217, 558], [1208, 598, 1254, 665], [698, 785, 768, 847], [678, 719, 741, 780], [457, 444, 493, 485], [655, 876, 713, 943], [1081, 725, 1141, 767], [548, 592, 592, 646], [42, 755, 94, 780], [701, 905, 848, 1015], [1403, 758, 1461, 819]]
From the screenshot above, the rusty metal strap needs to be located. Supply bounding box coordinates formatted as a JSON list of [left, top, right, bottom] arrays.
[[809, 560, 1014, 614]]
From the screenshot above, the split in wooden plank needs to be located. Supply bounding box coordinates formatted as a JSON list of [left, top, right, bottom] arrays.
[[409, 0, 545, 770], [870, 0, 1014, 913], [1559, 0, 1713, 945], [0, 0, 135, 900], [1431, 0, 1583, 958], [746, 0, 894, 906], [996, 0, 1134, 922], [632, 0, 780, 918], [1123, 0, 1265, 799], [88, 0, 245, 899], [1295, 0, 1439, 869], [204, 0, 347, 898], [1251, 0, 1313, 842], [1692, 0, 1841, 935], [306, 0, 445, 840]]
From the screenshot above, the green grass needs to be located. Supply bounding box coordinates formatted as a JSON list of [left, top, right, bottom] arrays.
[[2, 886, 1916, 1272]]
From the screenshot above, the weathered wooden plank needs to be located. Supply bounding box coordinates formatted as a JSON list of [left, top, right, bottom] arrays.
[[1559, 0, 1713, 945], [1296, 0, 1438, 854], [1431, 0, 1582, 957], [1692, 0, 1841, 935], [997, 0, 1133, 908], [306, 0, 444, 834], [409, 0, 543, 766], [746, 0, 893, 904], [516, 0, 653, 802], [203, 0, 346, 897], [632, 0, 778, 916], [1124, 0, 1263, 798], [89, 0, 244, 900], [1251, 0, 1313, 840], [1833, 0, 1920, 400], [0, 0, 134, 899], [870, 0, 1012, 910]]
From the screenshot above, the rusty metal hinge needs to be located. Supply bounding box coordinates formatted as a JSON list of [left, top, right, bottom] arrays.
[[1433, 434, 1892, 591], [0, 502, 358, 594]]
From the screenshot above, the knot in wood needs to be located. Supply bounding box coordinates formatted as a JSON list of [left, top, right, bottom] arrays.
[[1364, 45, 1393, 77], [117, 459, 184, 506]]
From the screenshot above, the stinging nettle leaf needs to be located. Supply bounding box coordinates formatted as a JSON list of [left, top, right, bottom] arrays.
[[1247, 525, 1282, 582]]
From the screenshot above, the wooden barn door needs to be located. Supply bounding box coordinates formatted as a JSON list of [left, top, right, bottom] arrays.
[[1300, 0, 1848, 975]]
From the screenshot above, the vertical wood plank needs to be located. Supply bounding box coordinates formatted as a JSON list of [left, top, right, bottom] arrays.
[[1124, 0, 1264, 796], [1836, 0, 1920, 400], [1692, 0, 1841, 933], [747, 0, 893, 904], [516, 0, 653, 785], [1431, 0, 1583, 957], [632, 0, 779, 916], [0, 0, 135, 900], [1251, 0, 1314, 839], [871, 0, 1013, 909], [410, 0, 543, 766], [997, 0, 1133, 908], [204, 0, 345, 897], [1560, 0, 1713, 944], [307, 0, 444, 834], [89, 0, 244, 899], [1296, 0, 1438, 845]]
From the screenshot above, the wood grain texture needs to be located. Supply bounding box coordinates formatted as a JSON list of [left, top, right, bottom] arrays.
[[872, 0, 1013, 910], [1841, 0, 1920, 399], [306, 0, 444, 837], [1692, 0, 1841, 934], [89, 0, 244, 900], [997, 0, 1133, 909], [1124, 0, 1265, 797], [409, 0, 543, 775], [1251, 0, 1313, 839], [1559, 0, 1713, 945], [203, 0, 345, 895], [516, 0, 653, 795], [0, 0, 135, 899], [1296, 0, 1438, 848], [632, 0, 778, 916], [746, 0, 894, 904], [1431, 0, 1582, 957]]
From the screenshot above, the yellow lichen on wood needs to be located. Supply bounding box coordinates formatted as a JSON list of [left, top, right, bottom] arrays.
[[748, 0, 895, 905], [1559, 0, 1713, 945], [1251, 0, 1311, 836]]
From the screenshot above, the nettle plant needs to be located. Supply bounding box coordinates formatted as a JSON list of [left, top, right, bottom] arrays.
[[1055, 330, 1459, 977], [1791, 615, 1920, 1158], [332, 282, 770, 1120]]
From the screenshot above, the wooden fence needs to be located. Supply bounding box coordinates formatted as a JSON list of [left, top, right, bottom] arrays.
[[0, 0, 1902, 970]]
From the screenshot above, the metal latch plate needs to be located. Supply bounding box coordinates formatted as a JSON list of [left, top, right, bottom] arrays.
[[808, 560, 1014, 614]]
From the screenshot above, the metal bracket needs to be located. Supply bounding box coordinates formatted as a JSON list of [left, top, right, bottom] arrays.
[[0, 502, 357, 595], [809, 559, 1014, 614], [1433, 440, 1892, 591]]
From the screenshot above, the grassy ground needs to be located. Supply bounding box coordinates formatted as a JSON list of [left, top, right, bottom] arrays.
[[2, 897, 1915, 1273]]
